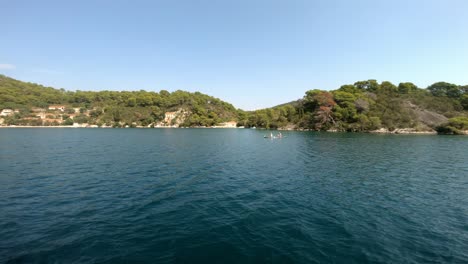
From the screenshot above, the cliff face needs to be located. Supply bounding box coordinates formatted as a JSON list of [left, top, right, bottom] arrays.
[[157, 109, 190, 127]]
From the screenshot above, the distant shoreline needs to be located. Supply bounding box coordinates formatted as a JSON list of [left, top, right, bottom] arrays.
[[0, 125, 450, 135], [0, 125, 106, 128], [0, 125, 242, 129]]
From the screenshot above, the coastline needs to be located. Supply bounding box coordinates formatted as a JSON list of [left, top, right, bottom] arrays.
[[0, 125, 106, 128], [0, 125, 242, 129], [0, 125, 457, 134], [367, 128, 438, 135]]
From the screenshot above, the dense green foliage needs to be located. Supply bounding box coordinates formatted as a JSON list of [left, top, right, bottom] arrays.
[[436, 116, 468, 135], [0, 75, 238, 127], [1, 75, 467, 132], [239, 79, 468, 132]]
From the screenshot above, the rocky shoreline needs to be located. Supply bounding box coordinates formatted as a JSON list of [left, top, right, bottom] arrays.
[[0, 125, 241, 129], [2, 125, 467, 135], [368, 128, 437, 134], [279, 126, 439, 134]]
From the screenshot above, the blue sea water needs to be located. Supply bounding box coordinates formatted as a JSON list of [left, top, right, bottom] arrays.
[[0, 128, 467, 263]]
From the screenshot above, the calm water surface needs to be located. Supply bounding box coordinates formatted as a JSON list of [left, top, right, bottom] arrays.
[[0, 128, 467, 263]]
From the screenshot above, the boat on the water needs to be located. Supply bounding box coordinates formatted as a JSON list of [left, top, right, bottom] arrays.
[[264, 132, 284, 139]]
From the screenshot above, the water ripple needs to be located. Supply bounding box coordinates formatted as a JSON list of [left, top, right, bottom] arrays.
[[0, 129, 467, 263]]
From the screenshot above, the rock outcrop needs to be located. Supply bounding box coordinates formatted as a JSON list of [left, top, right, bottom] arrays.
[[403, 101, 448, 127]]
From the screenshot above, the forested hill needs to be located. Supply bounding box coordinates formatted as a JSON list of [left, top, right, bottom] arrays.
[[0, 74, 239, 127], [1, 74, 468, 133], [240, 80, 468, 133]]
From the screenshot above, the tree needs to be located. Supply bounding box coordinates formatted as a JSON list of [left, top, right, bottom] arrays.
[[354, 80, 379, 92], [333, 104, 357, 123], [436, 116, 468, 134], [461, 94, 468, 110], [136, 94, 153, 106], [303, 89, 322, 110], [448, 116, 468, 129], [304, 90, 335, 110], [332, 91, 356, 105], [159, 90, 170, 97], [63, 118, 74, 125], [284, 105, 297, 122], [380, 81, 398, 94], [427, 82, 460, 98], [338, 84, 362, 94], [398, 82, 418, 94], [127, 97, 137, 107], [73, 114, 89, 124]]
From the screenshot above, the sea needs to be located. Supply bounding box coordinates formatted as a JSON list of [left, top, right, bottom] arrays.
[[0, 128, 467, 263]]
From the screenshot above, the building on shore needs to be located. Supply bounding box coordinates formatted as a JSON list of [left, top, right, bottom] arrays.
[[48, 105, 66, 111], [0, 109, 14, 116]]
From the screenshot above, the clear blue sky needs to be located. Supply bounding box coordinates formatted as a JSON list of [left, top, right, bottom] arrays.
[[2, 0, 468, 110]]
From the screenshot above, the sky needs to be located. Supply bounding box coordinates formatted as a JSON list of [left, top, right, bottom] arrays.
[[2, 0, 468, 110]]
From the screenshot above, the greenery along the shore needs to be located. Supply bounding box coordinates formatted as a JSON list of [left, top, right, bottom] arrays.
[[242, 80, 468, 132], [1, 75, 467, 132], [0, 75, 238, 127]]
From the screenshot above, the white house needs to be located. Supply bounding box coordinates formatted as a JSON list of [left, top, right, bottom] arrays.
[[48, 105, 65, 111], [0, 109, 14, 116]]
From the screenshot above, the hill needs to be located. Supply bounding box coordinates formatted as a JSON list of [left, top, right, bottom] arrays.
[[1, 75, 467, 132], [0, 75, 240, 127], [239, 80, 468, 133]]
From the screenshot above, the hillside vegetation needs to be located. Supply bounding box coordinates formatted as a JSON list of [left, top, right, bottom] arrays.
[[239, 80, 468, 133], [1, 75, 467, 132], [0, 75, 238, 127]]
